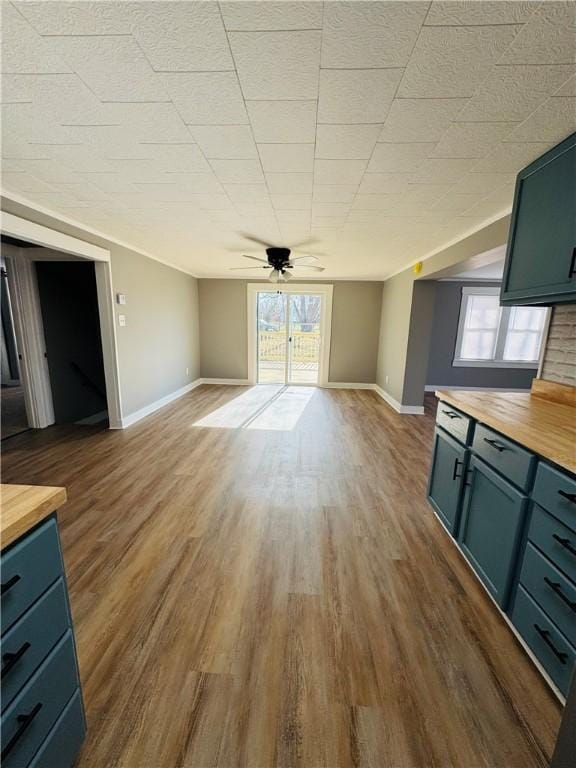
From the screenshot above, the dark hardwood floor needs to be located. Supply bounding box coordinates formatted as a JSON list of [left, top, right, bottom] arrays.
[[1, 385, 561, 767]]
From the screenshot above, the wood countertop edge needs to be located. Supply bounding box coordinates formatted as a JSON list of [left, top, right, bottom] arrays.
[[435, 390, 576, 476], [0, 484, 67, 550]]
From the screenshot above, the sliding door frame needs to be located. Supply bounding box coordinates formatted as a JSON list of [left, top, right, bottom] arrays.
[[246, 282, 333, 387]]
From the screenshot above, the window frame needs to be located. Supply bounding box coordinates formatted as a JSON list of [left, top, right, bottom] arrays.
[[453, 286, 548, 369]]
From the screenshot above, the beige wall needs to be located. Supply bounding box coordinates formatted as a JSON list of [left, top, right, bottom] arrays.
[[198, 279, 383, 384], [376, 215, 512, 405], [1, 197, 201, 418]]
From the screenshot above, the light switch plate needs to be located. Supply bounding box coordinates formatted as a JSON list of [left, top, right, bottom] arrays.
[[116, 293, 126, 305]]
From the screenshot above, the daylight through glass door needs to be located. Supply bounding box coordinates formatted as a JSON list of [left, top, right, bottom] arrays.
[[256, 292, 322, 385]]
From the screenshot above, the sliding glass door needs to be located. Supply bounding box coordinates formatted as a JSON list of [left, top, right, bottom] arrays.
[[256, 292, 322, 385]]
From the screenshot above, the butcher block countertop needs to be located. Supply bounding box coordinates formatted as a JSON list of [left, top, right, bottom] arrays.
[[0, 484, 67, 550], [436, 380, 576, 475]]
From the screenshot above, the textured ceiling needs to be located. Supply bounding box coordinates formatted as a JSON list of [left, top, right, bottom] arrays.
[[1, 1, 575, 279]]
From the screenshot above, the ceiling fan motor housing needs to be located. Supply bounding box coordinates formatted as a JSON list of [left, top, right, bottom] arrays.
[[266, 247, 291, 270]]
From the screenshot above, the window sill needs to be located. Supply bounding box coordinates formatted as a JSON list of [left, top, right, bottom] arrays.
[[452, 360, 539, 370]]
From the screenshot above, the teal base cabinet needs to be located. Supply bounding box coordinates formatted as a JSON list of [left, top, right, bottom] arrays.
[[1, 517, 86, 768], [428, 428, 468, 535], [458, 456, 527, 609]]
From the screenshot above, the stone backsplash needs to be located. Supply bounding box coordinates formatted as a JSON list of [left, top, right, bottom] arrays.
[[541, 304, 576, 385]]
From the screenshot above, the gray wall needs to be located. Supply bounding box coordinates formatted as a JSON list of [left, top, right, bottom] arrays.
[[541, 304, 576, 385], [198, 279, 383, 384], [1, 197, 201, 419], [425, 280, 537, 391]]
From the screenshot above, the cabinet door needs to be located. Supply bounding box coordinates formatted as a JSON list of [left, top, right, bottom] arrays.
[[501, 133, 575, 305], [458, 456, 528, 609], [427, 428, 468, 535]]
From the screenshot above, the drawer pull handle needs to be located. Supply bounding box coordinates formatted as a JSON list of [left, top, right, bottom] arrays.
[[1, 702, 43, 760], [544, 577, 576, 613], [483, 437, 507, 452], [553, 534, 576, 557], [558, 490, 576, 504], [452, 458, 464, 480], [442, 410, 461, 419], [1, 574, 21, 596], [569, 246, 576, 278], [1, 642, 31, 679], [533, 624, 568, 664]]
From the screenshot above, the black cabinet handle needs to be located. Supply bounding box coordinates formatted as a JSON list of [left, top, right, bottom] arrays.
[[442, 410, 461, 420], [558, 489, 576, 504], [1, 574, 21, 596], [452, 458, 464, 480], [533, 624, 568, 664], [569, 246, 576, 278], [553, 533, 576, 557], [544, 577, 576, 613], [483, 437, 507, 452], [1, 642, 31, 680], [1, 702, 42, 760]]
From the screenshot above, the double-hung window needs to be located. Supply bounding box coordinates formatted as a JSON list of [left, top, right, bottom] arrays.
[[453, 287, 548, 368]]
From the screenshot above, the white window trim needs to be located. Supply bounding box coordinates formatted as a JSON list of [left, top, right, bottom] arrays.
[[453, 286, 548, 370]]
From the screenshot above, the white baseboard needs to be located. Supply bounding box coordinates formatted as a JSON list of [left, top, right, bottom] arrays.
[[425, 385, 531, 393], [324, 381, 374, 389], [372, 384, 425, 415], [199, 378, 250, 386], [118, 379, 203, 429]]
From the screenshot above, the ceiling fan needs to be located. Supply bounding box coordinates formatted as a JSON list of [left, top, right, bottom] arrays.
[[229, 233, 326, 283]]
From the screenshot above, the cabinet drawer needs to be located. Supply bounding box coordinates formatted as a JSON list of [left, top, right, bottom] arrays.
[[1, 518, 63, 634], [528, 504, 576, 585], [520, 543, 576, 647], [29, 690, 85, 768], [1, 631, 79, 768], [532, 462, 576, 533], [1, 579, 70, 713], [436, 401, 473, 446], [511, 586, 576, 697], [472, 423, 536, 491]]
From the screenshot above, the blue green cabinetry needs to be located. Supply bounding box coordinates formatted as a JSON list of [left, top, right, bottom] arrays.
[[428, 400, 576, 698], [1, 517, 86, 767], [500, 132, 576, 306]]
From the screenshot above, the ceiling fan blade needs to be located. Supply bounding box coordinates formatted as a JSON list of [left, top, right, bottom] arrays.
[[287, 237, 319, 249], [238, 232, 274, 248], [290, 250, 327, 258], [229, 266, 268, 270], [292, 264, 325, 271], [290, 255, 320, 262], [241, 254, 269, 263]]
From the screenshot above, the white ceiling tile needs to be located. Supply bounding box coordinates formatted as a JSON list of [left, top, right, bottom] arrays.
[[316, 124, 381, 159], [61, 126, 150, 160], [276, 210, 311, 224], [224, 184, 270, 203], [314, 159, 367, 185], [189, 194, 236, 211], [211, 159, 264, 184], [144, 144, 212, 173], [358, 174, 411, 194], [457, 64, 576, 122], [130, 2, 234, 71], [410, 158, 477, 183], [258, 144, 314, 172], [1, 3, 72, 74], [401, 183, 454, 202], [271, 194, 312, 210], [312, 186, 358, 203], [161, 73, 248, 125], [431, 192, 487, 212], [237, 201, 276, 217], [449, 173, 517, 195], [45, 36, 168, 102], [189, 126, 258, 159], [431, 122, 517, 159], [110, 159, 169, 184], [221, 2, 322, 31], [499, 2, 576, 65], [229, 31, 321, 100], [318, 69, 402, 124], [398, 25, 521, 98], [2, 158, 79, 183], [311, 202, 352, 217], [265, 173, 313, 193], [425, 1, 537, 26], [76, 173, 138, 195], [108, 104, 193, 144], [311, 215, 348, 226], [168, 173, 225, 195], [351, 194, 404, 211], [15, 1, 131, 35], [2, 171, 57, 194], [378, 99, 469, 142], [322, 1, 429, 68], [2, 103, 80, 144], [247, 101, 316, 143], [503, 96, 576, 143], [471, 142, 550, 173], [367, 143, 435, 172], [455, 199, 511, 221], [554, 74, 576, 96]]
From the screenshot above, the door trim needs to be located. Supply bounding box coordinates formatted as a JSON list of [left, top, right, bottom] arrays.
[[247, 283, 333, 387]]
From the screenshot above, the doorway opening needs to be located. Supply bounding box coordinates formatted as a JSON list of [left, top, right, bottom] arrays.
[[247, 283, 333, 387], [1, 257, 29, 439]]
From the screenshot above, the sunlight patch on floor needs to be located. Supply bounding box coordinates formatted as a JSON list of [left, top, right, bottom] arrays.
[[192, 386, 315, 431]]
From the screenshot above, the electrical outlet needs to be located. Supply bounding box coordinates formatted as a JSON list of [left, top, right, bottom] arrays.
[[118, 314, 126, 327]]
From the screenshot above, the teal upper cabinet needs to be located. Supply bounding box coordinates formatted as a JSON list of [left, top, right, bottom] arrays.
[[501, 133, 576, 306]]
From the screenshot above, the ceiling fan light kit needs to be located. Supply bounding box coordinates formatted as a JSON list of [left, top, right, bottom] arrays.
[[231, 234, 326, 282]]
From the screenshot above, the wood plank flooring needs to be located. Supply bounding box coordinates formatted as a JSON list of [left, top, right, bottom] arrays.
[[1, 385, 562, 767]]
